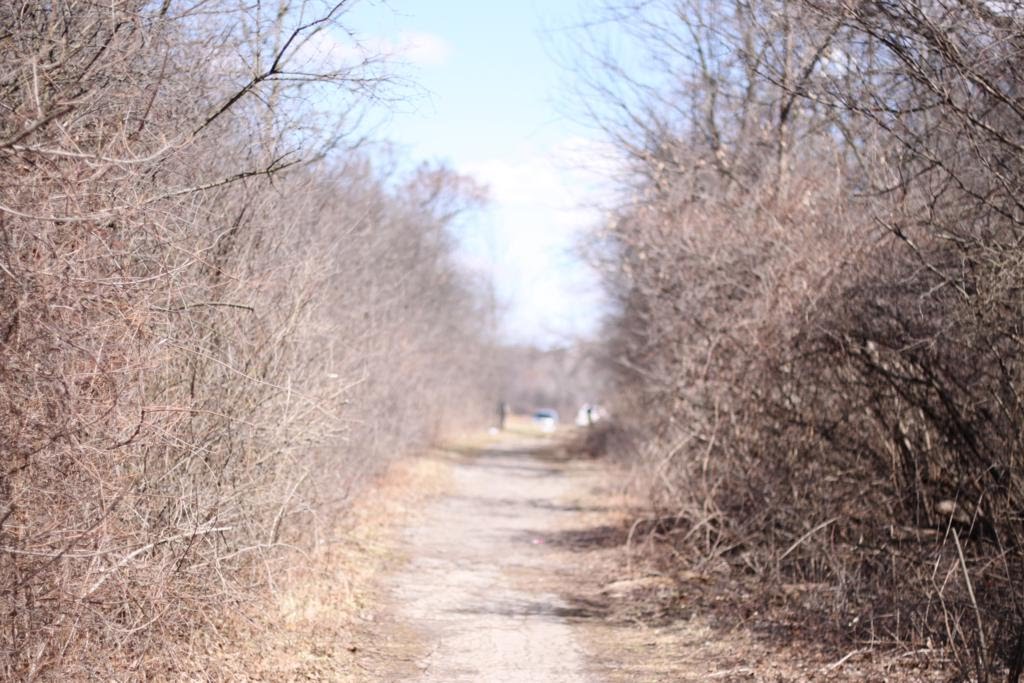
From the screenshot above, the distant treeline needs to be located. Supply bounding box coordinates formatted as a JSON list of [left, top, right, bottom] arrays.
[[496, 344, 607, 417]]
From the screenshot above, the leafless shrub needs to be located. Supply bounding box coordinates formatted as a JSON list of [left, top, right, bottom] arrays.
[[575, 0, 1024, 678], [0, 1, 496, 677]]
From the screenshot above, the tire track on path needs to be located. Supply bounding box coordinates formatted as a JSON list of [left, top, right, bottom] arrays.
[[381, 438, 600, 682]]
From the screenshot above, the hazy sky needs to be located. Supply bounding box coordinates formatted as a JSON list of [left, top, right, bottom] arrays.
[[339, 0, 613, 347]]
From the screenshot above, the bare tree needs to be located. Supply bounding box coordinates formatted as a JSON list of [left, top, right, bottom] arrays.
[[0, 1, 499, 677], [571, 0, 1024, 677]]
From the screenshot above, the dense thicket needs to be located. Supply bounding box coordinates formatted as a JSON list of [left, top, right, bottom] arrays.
[[580, 0, 1024, 677], [0, 1, 495, 677]]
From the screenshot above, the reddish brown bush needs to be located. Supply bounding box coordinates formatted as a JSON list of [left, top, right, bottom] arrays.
[[575, 0, 1024, 678], [0, 2, 497, 677]]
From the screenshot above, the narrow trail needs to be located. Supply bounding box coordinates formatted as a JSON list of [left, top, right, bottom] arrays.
[[379, 437, 605, 682], [358, 435, 938, 682]]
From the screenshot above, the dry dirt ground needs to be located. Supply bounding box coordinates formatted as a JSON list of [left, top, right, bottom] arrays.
[[349, 430, 951, 682]]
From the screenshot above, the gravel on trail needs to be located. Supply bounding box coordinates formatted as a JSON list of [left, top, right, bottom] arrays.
[[384, 439, 600, 682]]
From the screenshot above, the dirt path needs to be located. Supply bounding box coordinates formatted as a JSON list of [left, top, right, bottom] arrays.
[[358, 435, 944, 683], [375, 437, 606, 682]]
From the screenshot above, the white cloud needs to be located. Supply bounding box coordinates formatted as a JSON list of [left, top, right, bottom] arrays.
[[463, 137, 618, 211], [292, 28, 359, 68], [464, 158, 562, 208], [291, 28, 453, 70], [397, 30, 453, 66], [457, 137, 618, 345]]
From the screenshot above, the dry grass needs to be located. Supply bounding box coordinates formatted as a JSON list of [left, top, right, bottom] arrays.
[[540, 449, 951, 682], [172, 449, 457, 681]]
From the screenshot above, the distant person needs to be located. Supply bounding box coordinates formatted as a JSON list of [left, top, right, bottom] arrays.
[[497, 401, 508, 430], [576, 403, 603, 427]]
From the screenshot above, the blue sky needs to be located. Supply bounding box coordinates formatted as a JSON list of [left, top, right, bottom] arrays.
[[336, 0, 614, 347]]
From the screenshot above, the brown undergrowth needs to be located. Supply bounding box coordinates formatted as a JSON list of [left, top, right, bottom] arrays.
[[168, 446, 460, 681], [0, 3, 499, 676], [548, 437, 952, 682], [569, 1, 1024, 677]]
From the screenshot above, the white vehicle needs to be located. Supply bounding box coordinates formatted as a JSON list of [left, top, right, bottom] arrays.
[[532, 409, 559, 433]]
